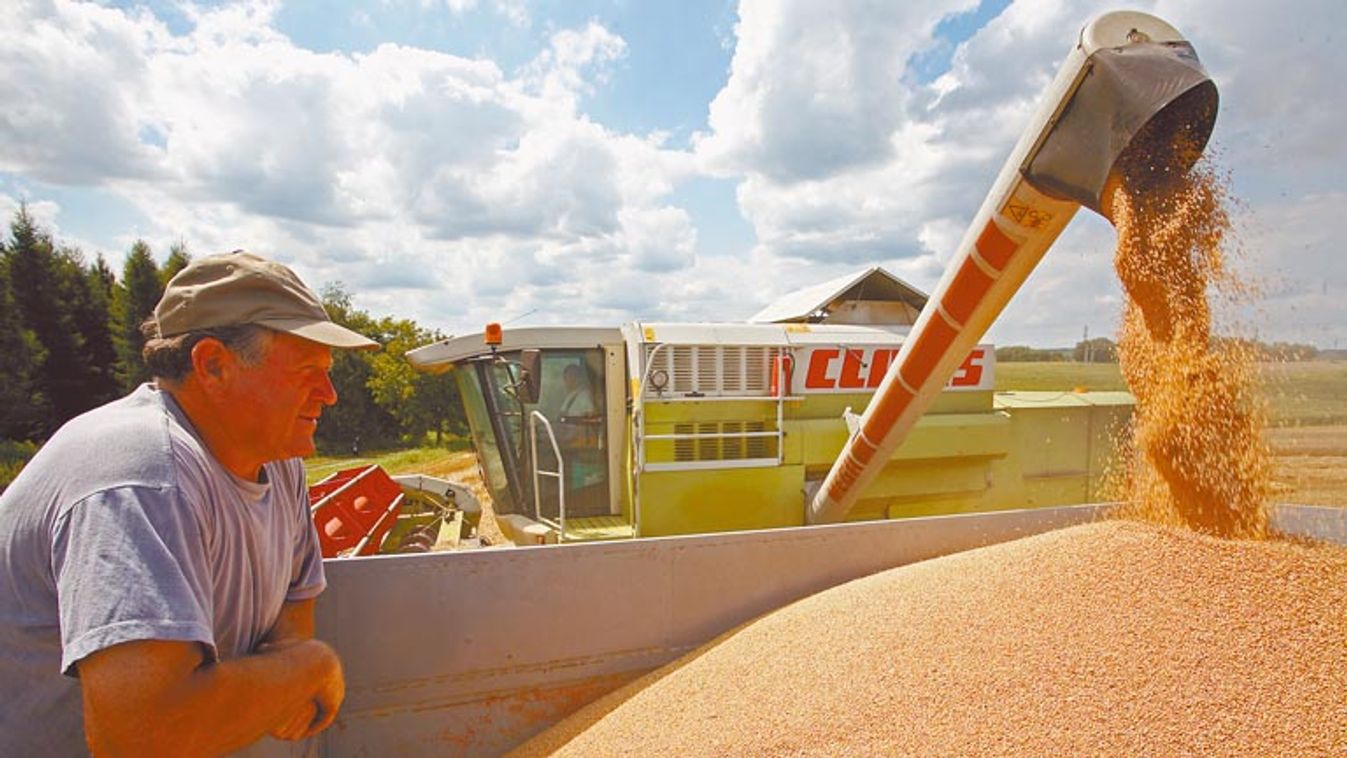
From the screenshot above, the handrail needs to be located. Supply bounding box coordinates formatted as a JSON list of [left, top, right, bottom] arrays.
[[632, 342, 674, 539], [643, 430, 781, 441], [529, 410, 567, 542], [635, 342, 792, 475]]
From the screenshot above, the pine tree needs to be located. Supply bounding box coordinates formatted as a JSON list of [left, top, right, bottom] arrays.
[[57, 247, 120, 408], [0, 246, 44, 439], [116, 240, 163, 391], [4, 206, 90, 435], [161, 240, 191, 286]]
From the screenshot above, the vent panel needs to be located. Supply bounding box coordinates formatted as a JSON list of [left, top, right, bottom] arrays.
[[644, 345, 788, 398]]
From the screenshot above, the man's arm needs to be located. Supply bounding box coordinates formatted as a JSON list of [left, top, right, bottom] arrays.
[[258, 598, 322, 741], [78, 636, 343, 757], [262, 598, 316, 647]]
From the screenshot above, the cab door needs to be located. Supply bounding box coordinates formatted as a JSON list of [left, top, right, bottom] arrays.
[[456, 348, 610, 520]]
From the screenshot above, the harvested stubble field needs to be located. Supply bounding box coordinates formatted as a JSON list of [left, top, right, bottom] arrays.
[[998, 360, 1347, 506]]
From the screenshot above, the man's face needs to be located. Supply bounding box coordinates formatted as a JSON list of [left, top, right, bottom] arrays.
[[229, 332, 337, 463]]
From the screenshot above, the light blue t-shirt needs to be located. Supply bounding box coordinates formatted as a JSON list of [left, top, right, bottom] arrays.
[[0, 384, 326, 755]]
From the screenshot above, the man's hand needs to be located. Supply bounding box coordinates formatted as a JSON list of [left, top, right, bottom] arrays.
[[271, 702, 317, 741], [79, 637, 345, 756], [263, 640, 345, 741], [258, 598, 342, 741]]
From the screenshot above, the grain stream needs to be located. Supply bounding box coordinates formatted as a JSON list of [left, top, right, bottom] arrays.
[[1106, 158, 1271, 538]]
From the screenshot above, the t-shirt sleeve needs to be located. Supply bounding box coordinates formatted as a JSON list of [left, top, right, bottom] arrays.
[[287, 467, 326, 602], [51, 486, 216, 676]]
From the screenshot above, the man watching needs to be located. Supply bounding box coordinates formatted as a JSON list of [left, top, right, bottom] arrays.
[[0, 251, 378, 755]]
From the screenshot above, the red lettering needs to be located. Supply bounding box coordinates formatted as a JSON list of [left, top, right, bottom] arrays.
[[867, 349, 898, 388], [805, 349, 839, 389], [952, 348, 985, 387], [838, 348, 865, 389]]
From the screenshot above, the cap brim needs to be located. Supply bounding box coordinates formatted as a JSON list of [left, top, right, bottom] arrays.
[[258, 318, 381, 350]]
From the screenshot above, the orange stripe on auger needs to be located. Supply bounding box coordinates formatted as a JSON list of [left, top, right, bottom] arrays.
[[861, 384, 913, 443], [827, 456, 865, 502], [850, 431, 879, 466], [899, 315, 959, 390], [941, 257, 995, 327], [975, 219, 1018, 270]]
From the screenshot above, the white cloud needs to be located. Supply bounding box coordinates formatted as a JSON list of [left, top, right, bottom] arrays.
[[696, 0, 1347, 346], [0, 1, 705, 331], [696, 0, 977, 182], [520, 21, 627, 107], [0, 193, 61, 233], [1, 0, 1343, 349], [412, 0, 529, 27]]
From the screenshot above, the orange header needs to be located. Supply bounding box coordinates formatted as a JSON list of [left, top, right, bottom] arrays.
[[484, 322, 503, 346]]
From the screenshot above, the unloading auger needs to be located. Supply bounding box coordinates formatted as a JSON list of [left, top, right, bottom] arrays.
[[808, 10, 1218, 524]]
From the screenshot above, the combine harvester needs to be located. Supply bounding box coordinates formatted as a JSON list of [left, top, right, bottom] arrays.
[[284, 11, 1344, 756]]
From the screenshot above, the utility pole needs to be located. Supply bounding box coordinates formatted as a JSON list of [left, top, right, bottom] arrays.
[[1082, 324, 1091, 363]]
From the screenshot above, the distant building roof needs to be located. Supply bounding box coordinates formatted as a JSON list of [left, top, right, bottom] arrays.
[[749, 266, 929, 325]]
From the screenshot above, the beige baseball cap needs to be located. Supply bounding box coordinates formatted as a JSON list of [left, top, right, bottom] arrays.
[[154, 250, 379, 350]]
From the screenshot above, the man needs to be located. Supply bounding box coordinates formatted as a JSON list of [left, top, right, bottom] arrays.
[[557, 363, 596, 420], [0, 251, 378, 755]]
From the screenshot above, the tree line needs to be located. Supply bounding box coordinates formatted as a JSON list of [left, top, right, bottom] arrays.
[[996, 336, 1321, 364], [0, 206, 464, 452]]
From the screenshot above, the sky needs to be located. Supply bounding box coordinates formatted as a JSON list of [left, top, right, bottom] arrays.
[[1, 0, 1343, 348]]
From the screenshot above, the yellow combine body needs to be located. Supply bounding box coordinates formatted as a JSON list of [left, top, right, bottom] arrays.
[[408, 302, 1132, 544]]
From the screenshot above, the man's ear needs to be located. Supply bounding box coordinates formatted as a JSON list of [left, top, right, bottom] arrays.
[[188, 338, 236, 397]]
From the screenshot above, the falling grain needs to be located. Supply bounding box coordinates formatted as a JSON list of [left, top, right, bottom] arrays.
[[1105, 157, 1271, 538]]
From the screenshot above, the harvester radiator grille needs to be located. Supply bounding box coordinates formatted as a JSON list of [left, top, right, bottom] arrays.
[[674, 423, 695, 461], [668, 421, 776, 463], [745, 421, 769, 459], [696, 347, 719, 391], [645, 345, 782, 398], [697, 422, 720, 460]]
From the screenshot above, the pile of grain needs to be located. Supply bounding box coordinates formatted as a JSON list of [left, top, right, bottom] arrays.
[[515, 107, 1336, 758], [517, 520, 1347, 756]]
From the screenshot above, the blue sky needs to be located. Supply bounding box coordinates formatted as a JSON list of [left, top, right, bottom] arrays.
[[2, 0, 1344, 348]]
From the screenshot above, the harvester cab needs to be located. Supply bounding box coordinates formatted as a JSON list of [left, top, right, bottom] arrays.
[[409, 326, 627, 539]]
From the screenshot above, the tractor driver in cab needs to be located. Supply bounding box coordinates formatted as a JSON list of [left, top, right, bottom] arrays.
[[558, 363, 596, 421], [550, 361, 605, 511]]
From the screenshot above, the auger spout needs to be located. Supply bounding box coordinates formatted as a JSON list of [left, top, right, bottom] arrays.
[[808, 10, 1218, 524]]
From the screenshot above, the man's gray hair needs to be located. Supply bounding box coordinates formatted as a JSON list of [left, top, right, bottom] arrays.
[[141, 321, 273, 384]]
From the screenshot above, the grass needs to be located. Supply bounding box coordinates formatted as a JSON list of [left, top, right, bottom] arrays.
[[998, 360, 1347, 505], [0, 440, 38, 492], [997, 360, 1347, 427], [305, 446, 471, 485], [995, 362, 1127, 392], [1255, 361, 1347, 427]]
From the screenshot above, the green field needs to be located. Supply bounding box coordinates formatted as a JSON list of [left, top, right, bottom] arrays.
[[997, 361, 1347, 427], [305, 447, 468, 486], [995, 362, 1128, 393], [1255, 361, 1347, 426]]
